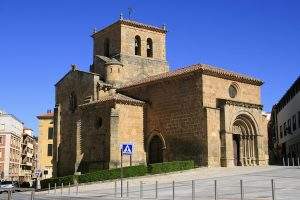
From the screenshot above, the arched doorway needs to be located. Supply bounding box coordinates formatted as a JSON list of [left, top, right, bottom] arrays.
[[149, 135, 164, 164], [232, 114, 258, 166]]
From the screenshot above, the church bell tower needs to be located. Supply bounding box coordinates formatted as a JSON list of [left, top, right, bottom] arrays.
[[90, 19, 169, 86]]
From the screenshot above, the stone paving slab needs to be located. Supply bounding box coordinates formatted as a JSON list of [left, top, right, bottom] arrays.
[[2, 166, 300, 200]]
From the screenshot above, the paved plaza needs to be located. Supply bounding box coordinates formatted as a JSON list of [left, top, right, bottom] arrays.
[[2, 166, 300, 199]]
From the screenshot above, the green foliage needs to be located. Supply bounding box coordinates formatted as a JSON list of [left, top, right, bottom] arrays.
[[40, 161, 195, 188], [77, 164, 148, 183], [148, 160, 195, 174], [40, 175, 74, 189]]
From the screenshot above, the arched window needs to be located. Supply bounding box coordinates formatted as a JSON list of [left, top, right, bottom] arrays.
[[135, 35, 141, 56], [147, 38, 153, 57], [104, 38, 110, 57]]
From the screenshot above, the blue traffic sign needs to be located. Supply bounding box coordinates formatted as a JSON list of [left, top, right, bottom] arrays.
[[122, 144, 133, 155]]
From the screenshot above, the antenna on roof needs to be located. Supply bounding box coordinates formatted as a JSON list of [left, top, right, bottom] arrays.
[[128, 7, 134, 20], [120, 12, 124, 20]]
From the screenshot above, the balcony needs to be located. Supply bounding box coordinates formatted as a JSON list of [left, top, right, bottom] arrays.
[[19, 170, 32, 176], [27, 143, 33, 149], [26, 152, 33, 158], [25, 162, 32, 166]]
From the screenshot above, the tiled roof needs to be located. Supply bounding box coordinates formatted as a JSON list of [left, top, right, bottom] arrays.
[[118, 63, 263, 90], [36, 112, 54, 119], [79, 93, 144, 107], [92, 19, 166, 37], [119, 19, 167, 33]]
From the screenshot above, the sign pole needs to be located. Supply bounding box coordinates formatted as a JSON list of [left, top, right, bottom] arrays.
[[130, 154, 132, 166], [121, 148, 123, 198]]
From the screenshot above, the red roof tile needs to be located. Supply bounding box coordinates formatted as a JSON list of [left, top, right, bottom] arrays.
[[79, 93, 144, 107], [118, 63, 263, 90]]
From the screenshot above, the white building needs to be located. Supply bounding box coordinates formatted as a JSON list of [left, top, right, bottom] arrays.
[[0, 110, 23, 180], [272, 76, 300, 160]]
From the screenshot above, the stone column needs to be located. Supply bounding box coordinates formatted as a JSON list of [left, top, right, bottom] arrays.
[[249, 135, 252, 165], [74, 119, 83, 174], [224, 132, 234, 167], [244, 136, 248, 166], [241, 136, 244, 166], [239, 135, 243, 166], [109, 108, 120, 169], [247, 135, 250, 166], [251, 135, 255, 165]]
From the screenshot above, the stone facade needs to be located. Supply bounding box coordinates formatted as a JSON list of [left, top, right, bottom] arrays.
[[53, 19, 269, 177]]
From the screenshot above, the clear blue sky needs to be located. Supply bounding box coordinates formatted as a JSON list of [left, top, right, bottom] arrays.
[[0, 0, 299, 135]]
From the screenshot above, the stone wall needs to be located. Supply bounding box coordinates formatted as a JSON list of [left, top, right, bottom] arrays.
[[93, 24, 121, 58], [113, 103, 146, 167], [54, 70, 100, 176], [118, 54, 168, 84], [119, 73, 206, 165], [204, 107, 221, 166], [202, 74, 261, 108], [75, 102, 145, 171], [120, 23, 166, 61], [77, 103, 111, 173]]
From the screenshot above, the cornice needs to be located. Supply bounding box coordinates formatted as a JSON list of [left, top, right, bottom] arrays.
[[218, 99, 263, 110]]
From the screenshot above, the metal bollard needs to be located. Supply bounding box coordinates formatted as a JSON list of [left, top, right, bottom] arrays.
[[31, 190, 35, 200], [283, 157, 285, 166], [172, 181, 175, 200], [271, 179, 275, 200], [68, 182, 71, 195], [287, 157, 290, 166], [293, 157, 295, 166], [54, 183, 57, 194], [214, 180, 218, 200], [298, 157, 300, 166], [126, 181, 129, 198], [8, 189, 12, 200], [61, 182, 63, 196], [155, 180, 158, 199], [140, 181, 143, 199], [76, 183, 79, 195], [48, 183, 50, 194], [192, 180, 195, 200], [114, 181, 117, 198], [240, 180, 244, 200]]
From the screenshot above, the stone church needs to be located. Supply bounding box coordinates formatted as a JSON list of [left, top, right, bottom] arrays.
[[53, 19, 269, 177]]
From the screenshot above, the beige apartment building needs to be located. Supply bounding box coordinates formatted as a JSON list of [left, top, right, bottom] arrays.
[[20, 128, 36, 182], [37, 110, 53, 179], [0, 110, 23, 181]]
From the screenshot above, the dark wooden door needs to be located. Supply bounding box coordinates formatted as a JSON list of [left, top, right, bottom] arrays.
[[149, 135, 163, 164], [233, 135, 240, 166]]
